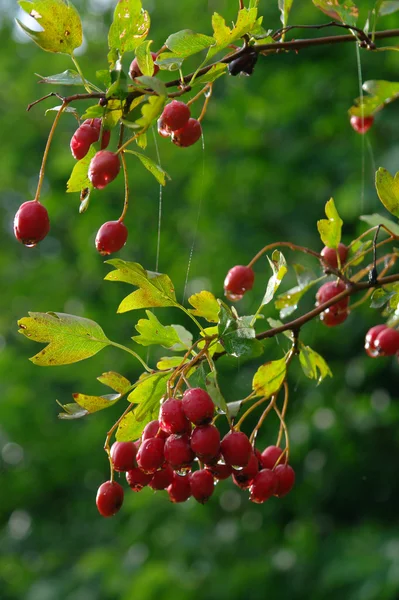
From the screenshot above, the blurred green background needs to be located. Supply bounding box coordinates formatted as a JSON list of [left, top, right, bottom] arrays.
[[1, 1, 399, 599]]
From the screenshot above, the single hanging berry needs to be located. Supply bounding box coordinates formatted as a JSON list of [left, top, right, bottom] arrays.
[[171, 118, 202, 147], [182, 388, 215, 425], [320, 243, 348, 270], [190, 470, 215, 504], [159, 101, 191, 133], [95, 221, 128, 256], [96, 480, 124, 517], [274, 464, 295, 497], [70, 119, 111, 160], [14, 200, 50, 247], [350, 115, 374, 134], [316, 280, 349, 327], [224, 265, 255, 301], [110, 441, 137, 472], [220, 431, 252, 468], [88, 151, 121, 189], [364, 324, 388, 357], [374, 327, 399, 356]]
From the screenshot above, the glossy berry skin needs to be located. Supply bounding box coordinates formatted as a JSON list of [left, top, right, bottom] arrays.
[[88, 151, 120, 189], [320, 308, 349, 327], [157, 118, 170, 138], [129, 53, 159, 79], [149, 464, 174, 490], [82, 118, 111, 150], [232, 452, 259, 489], [321, 243, 348, 270], [167, 473, 191, 503], [316, 281, 349, 327], [110, 441, 137, 472], [70, 120, 110, 160], [160, 101, 191, 132], [96, 481, 124, 517], [190, 470, 215, 504], [182, 388, 215, 425], [126, 467, 152, 491], [14, 200, 50, 247], [190, 425, 220, 462], [164, 434, 195, 469], [350, 115, 374, 134], [365, 324, 388, 357], [260, 445, 283, 470], [136, 437, 165, 473], [159, 399, 190, 435], [95, 220, 128, 256], [171, 118, 202, 147], [142, 419, 169, 441], [250, 469, 278, 503], [374, 327, 399, 356], [224, 265, 255, 301], [220, 431, 252, 468], [274, 464, 295, 497]]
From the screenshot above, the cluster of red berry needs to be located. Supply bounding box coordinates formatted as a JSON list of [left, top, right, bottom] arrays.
[[157, 100, 202, 147], [364, 324, 399, 358], [96, 387, 295, 517]]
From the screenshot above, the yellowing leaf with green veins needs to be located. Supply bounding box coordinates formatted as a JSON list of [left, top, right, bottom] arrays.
[[188, 291, 220, 323], [18, 312, 111, 366], [252, 357, 287, 397], [17, 0, 82, 55], [165, 29, 215, 57], [105, 260, 178, 312], [135, 40, 155, 76], [191, 63, 228, 87], [108, 0, 150, 64], [132, 310, 181, 348], [66, 145, 95, 193], [72, 392, 121, 412], [156, 356, 188, 370], [198, 326, 224, 356], [375, 168, 399, 218], [136, 95, 166, 130], [125, 150, 170, 186], [317, 198, 343, 249], [262, 250, 288, 306], [299, 345, 332, 384], [349, 80, 399, 118], [207, 7, 259, 59], [312, 0, 358, 25], [97, 371, 131, 394]]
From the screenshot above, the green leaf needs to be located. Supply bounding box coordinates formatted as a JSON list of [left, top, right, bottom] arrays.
[[165, 29, 215, 57], [218, 303, 263, 358], [370, 287, 395, 308], [347, 239, 373, 266], [135, 132, 147, 149], [156, 356, 188, 370], [36, 69, 87, 86], [170, 325, 193, 351], [135, 76, 167, 97], [18, 312, 110, 366], [252, 357, 287, 397], [266, 318, 294, 341], [108, 0, 150, 65], [156, 52, 185, 71], [312, 0, 358, 25], [198, 326, 225, 356], [349, 80, 399, 117], [125, 150, 170, 186], [205, 369, 228, 414], [190, 63, 228, 87], [360, 213, 399, 236], [299, 345, 332, 384], [135, 40, 155, 76], [80, 105, 104, 120], [105, 260, 178, 313], [278, 0, 294, 27], [96, 70, 111, 87], [132, 310, 181, 347], [375, 167, 399, 218], [66, 145, 96, 194], [116, 372, 169, 441], [97, 371, 131, 394], [275, 267, 321, 319], [207, 7, 259, 59], [45, 105, 78, 118], [188, 291, 220, 323], [136, 95, 166, 131], [72, 392, 121, 412], [317, 198, 343, 248], [57, 402, 88, 420], [378, 1, 399, 15], [262, 250, 288, 306], [17, 0, 82, 55]]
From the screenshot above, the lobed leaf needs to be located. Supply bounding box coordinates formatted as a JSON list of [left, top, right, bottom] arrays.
[[17, 0, 82, 55], [105, 260, 178, 313], [299, 345, 332, 384], [125, 149, 170, 186], [375, 167, 399, 218], [317, 198, 343, 249], [312, 0, 358, 25], [252, 357, 287, 397], [165, 29, 215, 57], [188, 290, 220, 323], [72, 392, 121, 412], [18, 312, 110, 366], [97, 371, 131, 394], [132, 310, 181, 348], [135, 95, 166, 130], [108, 0, 150, 65], [218, 303, 263, 358], [206, 8, 259, 60], [135, 40, 155, 76], [359, 213, 399, 236]]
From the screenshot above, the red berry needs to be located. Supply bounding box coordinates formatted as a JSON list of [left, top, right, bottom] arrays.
[[136, 437, 165, 473], [350, 115, 374, 134], [260, 446, 284, 470], [82, 118, 111, 149], [320, 243, 348, 269], [316, 281, 349, 327], [88, 151, 120, 189], [171, 118, 202, 147], [224, 265, 255, 302], [159, 398, 190, 435], [164, 434, 195, 469], [160, 101, 191, 132], [232, 452, 259, 489], [95, 220, 128, 256], [129, 53, 159, 79], [126, 467, 152, 491], [157, 118, 170, 138], [374, 327, 399, 356], [365, 324, 388, 357], [250, 469, 278, 503], [110, 441, 137, 472], [320, 309, 349, 327], [182, 388, 215, 425], [14, 200, 50, 247], [149, 464, 174, 490], [70, 124, 99, 160], [274, 464, 295, 497], [142, 419, 169, 441], [220, 431, 252, 468], [167, 473, 191, 503], [190, 470, 215, 504], [96, 480, 124, 517], [190, 425, 220, 462], [206, 463, 232, 480]]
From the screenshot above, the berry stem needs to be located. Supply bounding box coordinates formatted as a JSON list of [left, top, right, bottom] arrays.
[[34, 101, 68, 203], [116, 129, 146, 154], [273, 403, 290, 462], [71, 54, 101, 94], [118, 124, 130, 223], [234, 396, 269, 430], [248, 241, 321, 268], [249, 395, 277, 444], [187, 84, 212, 107], [276, 381, 289, 448], [198, 85, 213, 123], [109, 341, 152, 372]]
